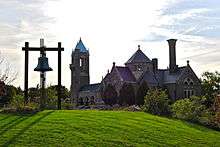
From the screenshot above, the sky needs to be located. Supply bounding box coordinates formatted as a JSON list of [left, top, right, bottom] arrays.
[[0, 0, 220, 89]]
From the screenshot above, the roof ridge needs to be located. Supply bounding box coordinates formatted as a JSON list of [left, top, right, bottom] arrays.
[[115, 66, 128, 68], [126, 48, 151, 64]]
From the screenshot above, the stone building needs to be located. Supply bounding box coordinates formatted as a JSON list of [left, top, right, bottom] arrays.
[[70, 39, 201, 105], [70, 39, 102, 105]]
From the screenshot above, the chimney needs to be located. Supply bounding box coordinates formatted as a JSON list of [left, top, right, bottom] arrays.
[[167, 39, 177, 73], [152, 58, 158, 73]]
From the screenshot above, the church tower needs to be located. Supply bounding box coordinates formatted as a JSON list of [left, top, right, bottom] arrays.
[[70, 38, 90, 104]]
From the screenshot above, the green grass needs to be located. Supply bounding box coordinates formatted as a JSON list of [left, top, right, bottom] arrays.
[[0, 110, 220, 147]]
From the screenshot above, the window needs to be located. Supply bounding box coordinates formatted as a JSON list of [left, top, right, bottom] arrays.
[[137, 65, 141, 71], [184, 90, 187, 98], [184, 78, 194, 86], [80, 58, 83, 67], [184, 90, 194, 98]]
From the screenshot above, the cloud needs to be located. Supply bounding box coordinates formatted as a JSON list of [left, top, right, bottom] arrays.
[[0, 0, 55, 49], [0, 0, 220, 88], [0, 0, 56, 87]]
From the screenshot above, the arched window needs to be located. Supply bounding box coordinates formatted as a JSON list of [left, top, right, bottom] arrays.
[[80, 58, 83, 67], [85, 97, 89, 106], [184, 78, 194, 86], [183, 78, 194, 98]]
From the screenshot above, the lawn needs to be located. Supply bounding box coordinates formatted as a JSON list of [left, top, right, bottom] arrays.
[[0, 110, 220, 146]]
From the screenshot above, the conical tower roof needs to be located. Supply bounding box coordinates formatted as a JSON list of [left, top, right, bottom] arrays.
[[75, 38, 88, 52]]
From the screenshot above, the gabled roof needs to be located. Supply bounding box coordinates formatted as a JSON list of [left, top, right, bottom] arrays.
[[80, 83, 101, 92], [75, 38, 88, 52], [115, 66, 136, 82], [159, 66, 187, 84], [126, 49, 151, 64]]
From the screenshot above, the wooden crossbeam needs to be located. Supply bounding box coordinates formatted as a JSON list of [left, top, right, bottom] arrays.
[[22, 42, 64, 51], [22, 47, 64, 51]]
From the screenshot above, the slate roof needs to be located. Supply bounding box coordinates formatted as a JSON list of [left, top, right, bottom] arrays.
[[139, 71, 159, 86], [79, 83, 101, 92], [126, 49, 151, 64], [115, 66, 136, 82], [75, 38, 88, 52], [137, 66, 187, 85], [157, 67, 187, 84]]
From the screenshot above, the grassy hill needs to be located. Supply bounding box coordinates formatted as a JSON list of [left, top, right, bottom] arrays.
[[0, 110, 220, 146]]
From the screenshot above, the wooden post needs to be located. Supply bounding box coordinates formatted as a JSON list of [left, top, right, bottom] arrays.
[[40, 39, 46, 109], [58, 42, 62, 110], [24, 42, 29, 103]]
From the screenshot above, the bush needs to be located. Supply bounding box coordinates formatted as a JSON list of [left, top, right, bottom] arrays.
[[10, 94, 24, 110], [1, 94, 39, 114], [171, 96, 207, 122], [143, 89, 170, 115], [61, 102, 73, 110]]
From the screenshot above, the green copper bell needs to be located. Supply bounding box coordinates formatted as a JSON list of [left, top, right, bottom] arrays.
[[34, 56, 53, 72]]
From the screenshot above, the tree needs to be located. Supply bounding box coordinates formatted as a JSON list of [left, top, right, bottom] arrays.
[[4, 85, 17, 104], [201, 71, 220, 107], [210, 95, 220, 129], [102, 84, 117, 106], [136, 81, 149, 105], [47, 85, 70, 100], [143, 89, 170, 115], [0, 55, 18, 84], [0, 82, 7, 106], [119, 83, 135, 106], [46, 86, 57, 107]]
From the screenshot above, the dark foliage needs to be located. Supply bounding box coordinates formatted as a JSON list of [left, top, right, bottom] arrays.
[[0, 85, 22, 106], [119, 83, 135, 106], [136, 81, 148, 105], [102, 84, 117, 106]]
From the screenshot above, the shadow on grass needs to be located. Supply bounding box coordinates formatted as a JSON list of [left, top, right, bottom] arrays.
[[0, 115, 11, 122], [0, 116, 29, 136], [0, 112, 38, 132], [3, 110, 54, 146]]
